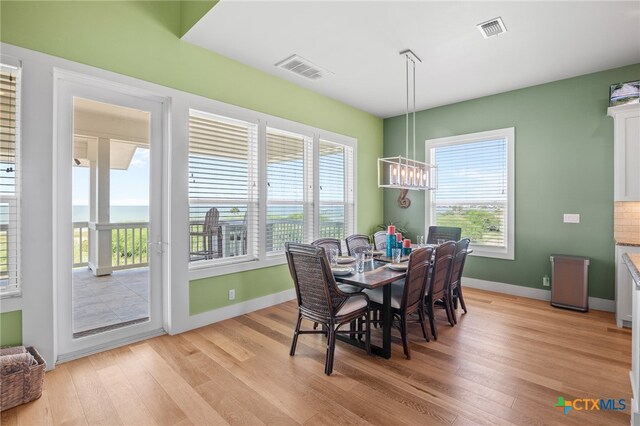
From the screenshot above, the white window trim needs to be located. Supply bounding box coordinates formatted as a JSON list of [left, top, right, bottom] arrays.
[[0, 54, 22, 300], [186, 99, 357, 281], [425, 127, 515, 260]]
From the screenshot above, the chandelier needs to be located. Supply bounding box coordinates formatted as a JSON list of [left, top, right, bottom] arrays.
[[377, 49, 436, 191]]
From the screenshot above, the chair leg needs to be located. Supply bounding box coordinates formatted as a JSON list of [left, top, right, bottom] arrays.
[[325, 325, 337, 376], [427, 299, 438, 340], [450, 296, 458, 325], [418, 305, 430, 342], [290, 313, 303, 356], [444, 295, 455, 327], [458, 286, 468, 314], [400, 315, 410, 359], [365, 312, 371, 355]]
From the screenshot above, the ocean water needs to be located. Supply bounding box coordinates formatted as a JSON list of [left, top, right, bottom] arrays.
[[73, 205, 149, 223]]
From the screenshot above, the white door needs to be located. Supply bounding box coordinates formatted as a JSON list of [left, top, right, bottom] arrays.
[[55, 72, 166, 360]]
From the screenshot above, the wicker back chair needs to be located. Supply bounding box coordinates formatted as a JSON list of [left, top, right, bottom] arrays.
[[427, 226, 461, 244], [424, 241, 456, 340], [373, 231, 387, 251], [345, 234, 370, 255], [363, 246, 434, 359], [311, 238, 342, 257], [449, 238, 471, 323], [285, 243, 370, 375], [190, 207, 223, 260]]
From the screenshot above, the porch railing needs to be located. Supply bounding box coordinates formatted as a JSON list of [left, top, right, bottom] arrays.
[[74, 219, 345, 267], [73, 221, 149, 270], [73, 221, 89, 267], [0, 223, 8, 284]]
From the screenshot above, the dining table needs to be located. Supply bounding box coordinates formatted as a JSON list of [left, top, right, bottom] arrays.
[[333, 258, 407, 359]]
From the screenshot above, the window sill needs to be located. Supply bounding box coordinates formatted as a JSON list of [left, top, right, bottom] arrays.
[[0, 292, 23, 313], [469, 245, 514, 260], [188, 256, 288, 281]]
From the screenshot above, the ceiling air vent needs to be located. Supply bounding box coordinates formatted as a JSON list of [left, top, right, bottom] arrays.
[[477, 17, 507, 39], [275, 54, 331, 81]]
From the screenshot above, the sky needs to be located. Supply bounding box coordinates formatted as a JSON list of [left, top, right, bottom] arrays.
[[431, 138, 507, 204], [72, 147, 150, 206]]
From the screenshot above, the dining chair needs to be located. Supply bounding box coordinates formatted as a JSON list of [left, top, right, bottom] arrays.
[[189, 207, 223, 260], [311, 238, 342, 256], [345, 234, 370, 256], [449, 238, 471, 323], [363, 246, 434, 359], [373, 231, 387, 251], [285, 243, 371, 375], [424, 241, 456, 340], [426, 226, 461, 244]]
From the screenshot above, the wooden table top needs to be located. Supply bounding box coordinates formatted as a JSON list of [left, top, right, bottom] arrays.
[[334, 260, 406, 290]]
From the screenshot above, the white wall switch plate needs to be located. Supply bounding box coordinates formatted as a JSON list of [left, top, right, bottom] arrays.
[[228, 289, 235, 300], [563, 214, 580, 223]]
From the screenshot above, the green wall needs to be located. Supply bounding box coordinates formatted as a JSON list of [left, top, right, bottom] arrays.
[[179, 0, 217, 37], [0, 311, 22, 347], [0, 1, 383, 315], [384, 64, 640, 300]]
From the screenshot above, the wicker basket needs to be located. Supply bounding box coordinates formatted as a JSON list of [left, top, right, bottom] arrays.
[[0, 346, 46, 412]]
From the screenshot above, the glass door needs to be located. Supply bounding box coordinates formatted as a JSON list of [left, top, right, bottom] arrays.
[[56, 75, 165, 359]]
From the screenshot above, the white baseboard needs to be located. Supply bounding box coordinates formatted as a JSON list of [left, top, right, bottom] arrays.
[[182, 288, 297, 333], [462, 277, 615, 312]]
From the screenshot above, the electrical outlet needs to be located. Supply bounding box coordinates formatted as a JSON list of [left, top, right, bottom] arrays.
[[563, 214, 580, 223], [543, 275, 550, 287], [228, 289, 235, 300]]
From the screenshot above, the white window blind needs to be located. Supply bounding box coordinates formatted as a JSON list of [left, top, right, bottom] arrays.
[[265, 127, 312, 253], [188, 110, 258, 264], [319, 140, 354, 240], [0, 62, 20, 296], [431, 138, 508, 249]]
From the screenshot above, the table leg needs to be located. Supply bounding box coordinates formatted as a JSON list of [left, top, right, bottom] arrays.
[[334, 283, 394, 359], [380, 283, 392, 359]]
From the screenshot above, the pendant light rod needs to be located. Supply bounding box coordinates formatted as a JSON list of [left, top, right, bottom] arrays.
[[377, 48, 435, 192], [400, 49, 421, 163], [413, 54, 416, 162], [405, 52, 409, 164]]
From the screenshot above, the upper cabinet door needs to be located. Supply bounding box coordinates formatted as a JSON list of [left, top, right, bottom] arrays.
[[609, 104, 640, 201]]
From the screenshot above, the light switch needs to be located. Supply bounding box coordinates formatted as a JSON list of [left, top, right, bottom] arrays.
[[563, 214, 580, 223]]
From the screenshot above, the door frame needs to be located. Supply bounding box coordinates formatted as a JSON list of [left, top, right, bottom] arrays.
[[53, 69, 170, 362]]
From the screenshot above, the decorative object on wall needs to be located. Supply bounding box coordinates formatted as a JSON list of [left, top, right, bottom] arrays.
[[397, 188, 411, 208], [377, 49, 436, 191], [609, 80, 639, 107]]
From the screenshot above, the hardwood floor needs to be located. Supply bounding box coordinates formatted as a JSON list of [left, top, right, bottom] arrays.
[[2, 288, 631, 425]]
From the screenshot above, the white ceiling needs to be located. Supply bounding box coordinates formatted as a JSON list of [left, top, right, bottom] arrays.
[[184, 1, 640, 118]]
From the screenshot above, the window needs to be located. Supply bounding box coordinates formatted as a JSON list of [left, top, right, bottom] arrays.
[[319, 140, 354, 239], [0, 61, 21, 296], [266, 128, 312, 254], [187, 108, 356, 274], [188, 111, 258, 264], [426, 127, 514, 259]]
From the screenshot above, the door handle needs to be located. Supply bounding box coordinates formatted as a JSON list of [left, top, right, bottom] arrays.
[[147, 241, 168, 254]]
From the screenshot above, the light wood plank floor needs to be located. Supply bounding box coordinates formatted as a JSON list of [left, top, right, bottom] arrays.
[[2, 288, 631, 425]]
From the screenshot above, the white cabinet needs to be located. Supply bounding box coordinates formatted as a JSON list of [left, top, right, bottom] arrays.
[[608, 104, 640, 201], [616, 245, 640, 327], [627, 256, 640, 425], [632, 278, 639, 425]]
